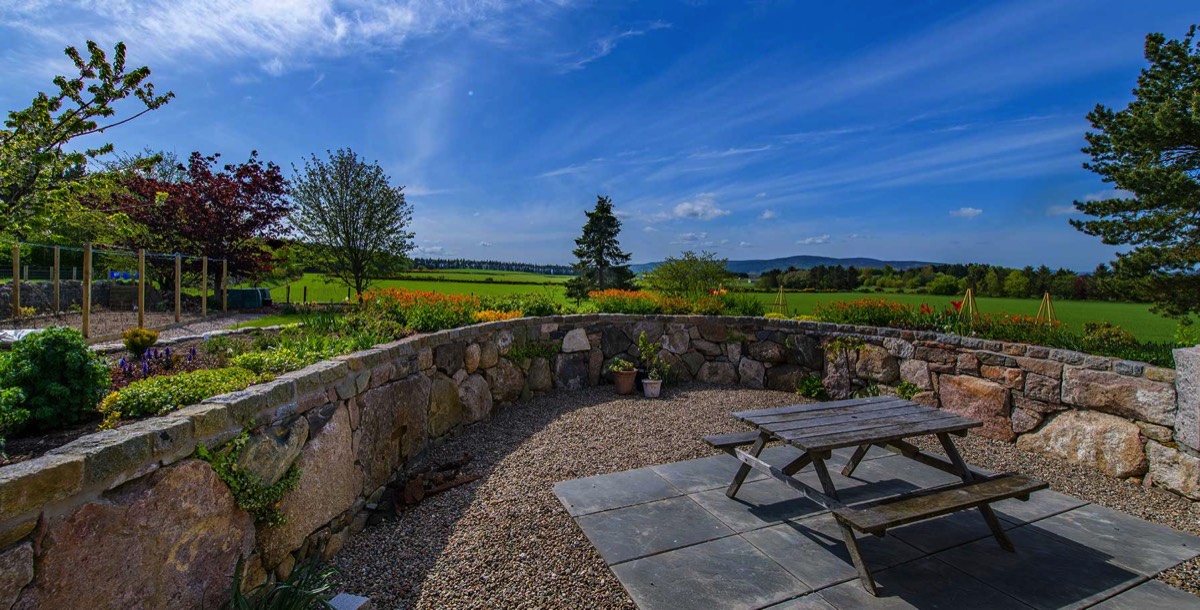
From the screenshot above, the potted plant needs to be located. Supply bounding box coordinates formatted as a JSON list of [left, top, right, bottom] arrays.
[[608, 358, 637, 395], [642, 361, 668, 398]]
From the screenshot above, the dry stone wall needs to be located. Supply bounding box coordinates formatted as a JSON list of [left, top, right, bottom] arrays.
[[0, 314, 1194, 609]]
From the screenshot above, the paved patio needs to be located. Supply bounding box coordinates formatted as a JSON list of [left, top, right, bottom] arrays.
[[553, 444, 1200, 609]]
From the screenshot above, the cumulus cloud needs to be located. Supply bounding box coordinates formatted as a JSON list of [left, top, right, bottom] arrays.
[[759, 209, 777, 220], [670, 194, 730, 220], [796, 235, 831, 245], [479, 241, 492, 247], [414, 244, 446, 256], [738, 241, 753, 247], [671, 231, 715, 246], [949, 207, 983, 219]]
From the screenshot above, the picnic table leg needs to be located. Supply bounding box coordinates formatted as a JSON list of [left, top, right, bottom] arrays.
[[840, 444, 872, 477], [726, 432, 768, 498], [937, 433, 1015, 552], [814, 453, 878, 596], [781, 452, 812, 476]]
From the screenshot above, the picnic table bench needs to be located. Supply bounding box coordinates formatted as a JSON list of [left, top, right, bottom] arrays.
[[705, 395, 1047, 595]]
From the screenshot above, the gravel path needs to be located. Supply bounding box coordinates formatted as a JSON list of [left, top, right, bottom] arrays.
[[88, 312, 266, 349], [335, 387, 1200, 608]]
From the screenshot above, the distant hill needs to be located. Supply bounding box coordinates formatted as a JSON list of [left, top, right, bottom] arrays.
[[630, 255, 939, 275]]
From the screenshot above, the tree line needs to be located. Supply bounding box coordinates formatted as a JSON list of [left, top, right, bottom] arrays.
[[410, 258, 574, 275], [756, 263, 1149, 302]]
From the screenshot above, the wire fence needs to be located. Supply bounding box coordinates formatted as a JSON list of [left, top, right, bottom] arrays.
[[2, 241, 234, 341]]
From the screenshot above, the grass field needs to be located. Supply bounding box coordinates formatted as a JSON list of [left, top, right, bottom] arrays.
[[265, 272, 1178, 342]]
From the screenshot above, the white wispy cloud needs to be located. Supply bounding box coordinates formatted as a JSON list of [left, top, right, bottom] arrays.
[[759, 209, 777, 220], [1083, 189, 1134, 201], [950, 207, 983, 219], [643, 226, 658, 232], [671, 231, 715, 246], [560, 20, 671, 72], [797, 235, 831, 245], [738, 241, 753, 247], [670, 193, 730, 220], [688, 145, 773, 159], [2, 0, 572, 76], [479, 241, 493, 247], [1046, 205, 1076, 216]]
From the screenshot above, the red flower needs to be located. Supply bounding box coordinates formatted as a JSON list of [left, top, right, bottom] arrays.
[[919, 303, 932, 315], [951, 300, 963, 312]]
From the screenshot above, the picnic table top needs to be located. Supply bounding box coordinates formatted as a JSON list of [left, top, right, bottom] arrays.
[[732, 396, 981, 453]]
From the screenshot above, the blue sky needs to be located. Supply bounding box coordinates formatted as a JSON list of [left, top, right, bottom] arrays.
[[1, 1, 1194, 270]]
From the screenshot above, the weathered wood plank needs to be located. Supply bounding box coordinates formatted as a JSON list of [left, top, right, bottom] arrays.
[[748, 399, 911, 425], [733, 396, 896, 421], [764, 404, 932, 434], [731, 448, 841, 510], [833, 474, 1047, 535], [783, 415, 979, 451], [703, 430, 761, 450], [784, 409, 968, 444]]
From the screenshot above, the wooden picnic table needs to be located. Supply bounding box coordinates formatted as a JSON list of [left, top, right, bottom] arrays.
[[706, 395, 1046, 596]]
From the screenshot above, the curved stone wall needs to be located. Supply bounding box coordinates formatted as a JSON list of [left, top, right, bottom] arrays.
[[0, 314, 1193, 608]]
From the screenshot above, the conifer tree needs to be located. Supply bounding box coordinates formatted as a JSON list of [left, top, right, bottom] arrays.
[[565, 195, 634, 302]]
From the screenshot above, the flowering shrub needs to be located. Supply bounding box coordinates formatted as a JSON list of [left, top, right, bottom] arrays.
[[111, 346, 200, 390], [122, 327, 160, 358], [589, 289, 662, 315], [98, 367, 267, 428], [361, 288, 481, 332], [815, 298, 923, 329], [474, 309, 523, 323], [480, 293, 558, 317]]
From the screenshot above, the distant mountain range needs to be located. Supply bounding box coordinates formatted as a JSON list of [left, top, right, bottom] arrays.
[[630, 255, 939, 275]]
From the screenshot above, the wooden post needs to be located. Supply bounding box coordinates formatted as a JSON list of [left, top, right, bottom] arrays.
[[82, 243, 92, 338], [10, 244, 18, 318], [174, 254, 182, 323], [137, 249, 145, 328], [52, 246, 60, 313], [286, 284, 291, 304], [201, 256, 208, 318], [221, 259, 228, 313], [302, 285, 307, 302]]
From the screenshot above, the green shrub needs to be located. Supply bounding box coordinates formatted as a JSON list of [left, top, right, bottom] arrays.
[[231, 349, 314, 375], [122, 327, 160, 358], [896, 381, 922, 400], [796, 375, 828, 400], [1081, 322, 1138, 352], [854, 383, 881, 398], [197, 431, 301, 527], [0, 327, 110, 432], [763, 312, 788, 320], [0, 387, 30, 457], [506, 341, 559, 362], [722, 293, 766, 317], [480, 292, 559, 317], [97, 367, 267, 427], [224, 558, 337, 610]]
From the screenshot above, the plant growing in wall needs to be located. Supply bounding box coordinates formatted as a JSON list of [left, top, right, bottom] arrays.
[[197, 431, 302, 527], [223, 557, 337, 610]]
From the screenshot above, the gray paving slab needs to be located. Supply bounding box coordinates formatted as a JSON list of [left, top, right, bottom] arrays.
[[1089, 579, 1200, 609], [849, 454, 964, 489], [743, 514, 924, 591], [575, 496, 733, 564], [830, 444, 894, 465], [690, 479, 827, 532], [890, 509, 1019, 554], [935, 524, 1145, 610], [552, 467, 682, 517], [651, 454, 766, 494], [815, 556, 1031, 609], [1029, 503, 1200, 577], [763, 593, 839, 609], [991, 489, 1089, 526], [611, 535, 808, 610]]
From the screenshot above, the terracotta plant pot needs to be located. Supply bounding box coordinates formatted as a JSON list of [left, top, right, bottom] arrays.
[[642, 379, 663, 398], [613, 369, 637, 395]]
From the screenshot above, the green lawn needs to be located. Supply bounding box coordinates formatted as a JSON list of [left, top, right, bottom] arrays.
[[265, 272, 1177, 343]]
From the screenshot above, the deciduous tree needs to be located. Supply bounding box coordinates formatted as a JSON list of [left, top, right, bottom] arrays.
[[642, 251, 731, 301], [0, 41, 172, 241], [290, 149, 415, 296], [1072, 25, 1200, 317]]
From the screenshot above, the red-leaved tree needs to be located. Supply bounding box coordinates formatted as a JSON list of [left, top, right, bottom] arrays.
[[104, 151, 291, 278]]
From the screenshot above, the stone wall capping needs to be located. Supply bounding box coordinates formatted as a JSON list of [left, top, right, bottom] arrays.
[[0, 313, 1190, 607]]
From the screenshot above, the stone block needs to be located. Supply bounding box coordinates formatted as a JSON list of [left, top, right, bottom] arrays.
[[1014, 356, 1063, 378], [14, 460, 253, 609], [0, 542, 32, 610], [1146, 441, 1200, 500], [464, 343, 481, 373], [428, 375, 464, 437], [561, 328, 590, 353], [1174, 347, 1200, 451], [1016, 410, 1147, 478], [357, 374, 429, 490], [600, 327, 632, 357], [748, 340, 787, 363], [980, 365, 1023, 389], [692, 340, 722, 357], [479, 341, 499, 369], [458, 374, 493, 423], [900, 359, 931, 390], [1061, 367, 1176, 426], [1011, 408, 1043, 435], [697, 362, 738, 385], [554, 352, 589, 391], [528, 357, 553, 392], [681, 351, 707, 376], [433, 342, 465, 374], [937, 375, 1013, 441], [856, 347, 899, 384], [765, 364, 804, 392], [486, 358, 525, 402], [1023, 373, 1061, 404], [738, 358, 765, 389], [260, 405, 361, 568], [0, 454, 84, 522], [956, 353, 979, 375]]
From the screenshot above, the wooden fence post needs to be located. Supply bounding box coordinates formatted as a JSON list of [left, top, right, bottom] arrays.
[[137, 249, 145, 329], [174, 254, 182, 323], [52, 246, 60, 313], [10, 244, 18, 318], [221, 259, 228, 313], [302, 285, 307, 302], [201, 257, 208, 318], [82, 243, 92, 338], [286, 284, 291, 304]]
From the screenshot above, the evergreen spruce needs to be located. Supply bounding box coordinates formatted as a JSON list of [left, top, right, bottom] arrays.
[[566, 196, 634, 302]]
